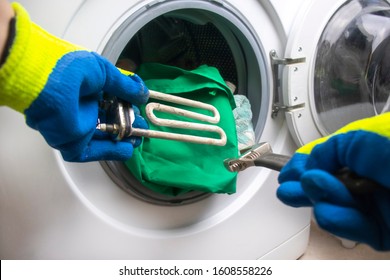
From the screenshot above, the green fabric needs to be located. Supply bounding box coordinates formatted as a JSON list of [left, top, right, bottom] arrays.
[[125, 63, 239, 196]]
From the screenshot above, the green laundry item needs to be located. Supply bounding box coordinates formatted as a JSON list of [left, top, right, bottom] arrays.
[[125, 63, 239, 196]]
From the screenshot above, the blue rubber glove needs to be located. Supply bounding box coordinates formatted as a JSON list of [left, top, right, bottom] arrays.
[[0, 3, 149, 162], [277, 113, 390, 251]]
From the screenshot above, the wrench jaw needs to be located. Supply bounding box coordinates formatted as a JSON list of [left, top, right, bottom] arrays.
[[225, 159, 258, 172], [224, 143, 274, 172], [224, 158, 247, 172]]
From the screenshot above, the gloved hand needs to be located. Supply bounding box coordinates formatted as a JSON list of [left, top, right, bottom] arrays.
[[277, 112, 390, 251], [0, 3, 149, 162]]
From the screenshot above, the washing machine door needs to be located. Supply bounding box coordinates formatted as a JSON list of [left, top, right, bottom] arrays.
[[279, 0, 390, 146]]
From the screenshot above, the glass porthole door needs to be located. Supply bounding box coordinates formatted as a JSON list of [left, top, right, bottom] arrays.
[[282, 0, 390, 146]]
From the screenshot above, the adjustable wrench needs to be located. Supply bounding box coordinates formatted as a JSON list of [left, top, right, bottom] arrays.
[[224, 142, 383, 196]]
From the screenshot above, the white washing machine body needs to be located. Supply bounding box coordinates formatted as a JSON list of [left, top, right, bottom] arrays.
[[1, 0, 387, 259]]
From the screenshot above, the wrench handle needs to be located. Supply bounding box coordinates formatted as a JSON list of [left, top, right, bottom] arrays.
[[254, 154, 384, 196], [334, 167, 384, 195]]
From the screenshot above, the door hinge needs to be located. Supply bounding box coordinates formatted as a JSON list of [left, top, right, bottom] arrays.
[[270, 50, 306, 118]]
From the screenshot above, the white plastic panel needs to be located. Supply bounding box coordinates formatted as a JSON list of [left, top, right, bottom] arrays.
[[0, 0, 311, 259], [16, 0, 85, 36]]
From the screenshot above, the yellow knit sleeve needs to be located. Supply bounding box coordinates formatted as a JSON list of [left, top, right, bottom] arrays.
[[0, 3, 83, 113], [297, 112, 390, 154]]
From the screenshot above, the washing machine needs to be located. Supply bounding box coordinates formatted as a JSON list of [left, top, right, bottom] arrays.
[[1, 0, 388, 259]]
